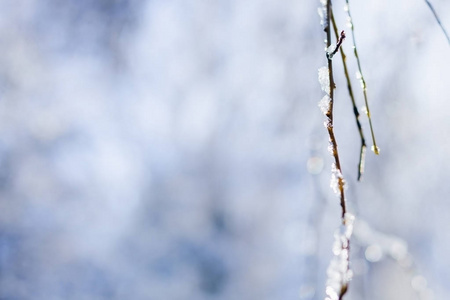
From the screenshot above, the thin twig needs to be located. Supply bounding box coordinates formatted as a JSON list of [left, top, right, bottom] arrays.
[[325, 0, 347, 220], [321, 3, 352, 299], [345, 0, 380, 155], [327, 30, 346, 59], [331, 11, 367, 181], [424, 0, 450, 45]]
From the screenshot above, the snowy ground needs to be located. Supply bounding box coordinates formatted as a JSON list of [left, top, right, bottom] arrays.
[[0, 0, 449, 299]]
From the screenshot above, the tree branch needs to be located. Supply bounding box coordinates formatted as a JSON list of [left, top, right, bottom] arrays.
[[331, 11, 367, 181], [424, 0, 450, 45], [325, 0, 346, 219], [345, 0, 380, 155]]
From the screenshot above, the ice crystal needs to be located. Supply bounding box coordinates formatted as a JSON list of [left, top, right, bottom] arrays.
[[346, 16, 353, 29], [344, 213, 355, 234], [330, 163, 345, 196], [318, 66, 330, 95], [327, 141, 334, 156], [324, 213, 355, 300], [319, 95, 331, 115], [326, 44, 337, 59], [318, 0, 328, 30], [317, 7, 325, 27], [355, 71, 366, 89], [361, 106, 368, 115]]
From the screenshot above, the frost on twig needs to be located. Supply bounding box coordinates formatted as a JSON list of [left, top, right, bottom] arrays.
[[318, 66, 331, 96], [325, 213, 355, 300], [344, 0, 380, 155], [424, 0, 450, 45], [318, 1, 352, 299], [318, 0, 348, 218], [330, 163, 345, 197], [318, 0, 329, 31], [317, 64, 347, 218], [319, 95, 331, 115], [330, 11, 367, 181], [326, 31, 346, 60]]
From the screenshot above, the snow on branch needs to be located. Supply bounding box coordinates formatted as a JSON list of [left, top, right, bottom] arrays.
[[325, 213, 355, 300]]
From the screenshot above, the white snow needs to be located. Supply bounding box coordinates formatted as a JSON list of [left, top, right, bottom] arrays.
[[330, 163, 345, 197], [318, 66, 330, 95], [319, 95, 331, 115], [326, 44, 337, 59], [324, 213, 355, 300]]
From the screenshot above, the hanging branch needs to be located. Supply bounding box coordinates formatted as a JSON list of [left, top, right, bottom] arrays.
[[424, 0, 450, 45], [321, 0, 347, 219], [345, 0, 380, 155], [319, 2, 354, 299], [325, 0, 347, 221], [330, 11, 367, 181]]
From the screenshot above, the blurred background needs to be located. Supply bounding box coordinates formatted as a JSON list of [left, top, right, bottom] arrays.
[[0, 0, 449, 299]]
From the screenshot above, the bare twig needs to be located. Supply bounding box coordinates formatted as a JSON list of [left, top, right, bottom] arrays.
[[424, 0, 450, 45], [324, 0, 347, 220], [320, 2, 352, 299], [345, 0, 380, 155], [327, 30, 346, 59], [331, 11, 367, 181]]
